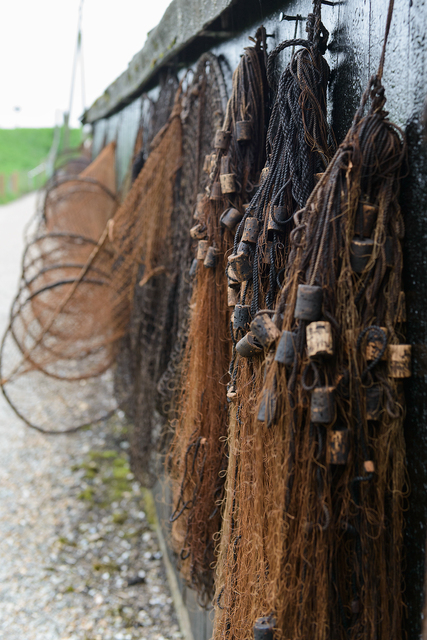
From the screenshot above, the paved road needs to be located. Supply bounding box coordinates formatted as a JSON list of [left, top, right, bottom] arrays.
[[0, 193, 180, 640]]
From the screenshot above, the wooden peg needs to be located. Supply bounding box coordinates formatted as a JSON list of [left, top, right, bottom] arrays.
[[220, 207, 243, 231], [263, 241, 274, 264], [250, 311, 281, 348], [355, 202, 378, 237], [190, 223, 206, 240], [203, 154, 211, 173], [350, 238, 374, 273], [214, 129, 230, 149], [327, 426, 350, 464], [220, 156, 230, 174], [241, 217, 260, 243], [204, 246, 218, 268], [227, 286, 239, 307], [257, 388, 277, 427], [237, 240, 252, 256], [397, 291, 407, 323], [311, 387, 335, 424], [275, 331, 295, 366], [196, 240, 209, 261], [364, 460, 375, 473], [233, 304, 251, 331], [306, 321, 333, 357], [210, 181, 222, 200], [254, 616, 275, 640], [268, 205, 288, 232], [220, 173, 236, 194], [227, 386, 237, 401], [236, 332, 263, 358], [227, 260, 240, 287], [228, 252, 253, 282], [189, 258, 198, 278], [294, 285, 323, 321], [193, 193, 205, 220], [388, 344, 411, 378], [260, 167, 269, 184], [236, 120, 251, 142], [351, 599, 361, 614]]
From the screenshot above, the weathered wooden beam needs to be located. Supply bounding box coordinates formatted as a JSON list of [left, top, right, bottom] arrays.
[[82, 0, 236, 123]]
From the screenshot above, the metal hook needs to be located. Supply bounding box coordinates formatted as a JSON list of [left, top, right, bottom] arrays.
[[279, 13, 306, 53], [279, 12, 307, 21]]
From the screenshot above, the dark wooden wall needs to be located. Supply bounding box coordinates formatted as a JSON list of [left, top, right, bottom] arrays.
[[91, 1, 427, 637]]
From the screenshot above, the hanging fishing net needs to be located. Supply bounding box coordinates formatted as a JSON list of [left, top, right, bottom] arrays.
[[51, 147, 92, 182], [0, 143, 119, 432], [113, 54, 228, 488], [213, 1, 408, 638], [167, 30, 269, 604]]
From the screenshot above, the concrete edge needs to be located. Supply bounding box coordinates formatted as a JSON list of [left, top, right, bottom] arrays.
[[148, 488, 195, 640]]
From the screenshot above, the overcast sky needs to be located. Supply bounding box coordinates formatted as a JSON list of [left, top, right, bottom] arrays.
[[0, 0, 172, 129]]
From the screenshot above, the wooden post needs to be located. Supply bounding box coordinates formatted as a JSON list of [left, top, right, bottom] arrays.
[[306, 321, 333, 357]]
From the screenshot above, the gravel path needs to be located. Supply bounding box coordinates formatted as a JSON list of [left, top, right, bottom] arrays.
[[0, 193, 181, 640]]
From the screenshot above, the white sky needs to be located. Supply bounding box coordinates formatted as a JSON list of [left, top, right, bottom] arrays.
[[0, 0, 172, 129]]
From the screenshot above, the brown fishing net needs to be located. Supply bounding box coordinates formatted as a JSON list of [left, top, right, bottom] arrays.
[[0, 85, 185, 436], [213, 1, 408, 638], [167, 30, 269, 604], [0, 2, 409, 633], [114, 54, 228, 488], [0, 143, 119, 432]]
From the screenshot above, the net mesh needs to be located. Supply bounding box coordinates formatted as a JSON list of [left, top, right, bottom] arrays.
[[213, 6, 407, 637], [0, 143, 119, 432], [114, 55, 228, 487], [167, 32, 269, 604]]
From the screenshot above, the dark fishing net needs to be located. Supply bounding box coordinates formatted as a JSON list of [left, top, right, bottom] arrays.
[[167, 31, 269, 604], [114, 54, 228, 488], [214, 1, 408, 638]]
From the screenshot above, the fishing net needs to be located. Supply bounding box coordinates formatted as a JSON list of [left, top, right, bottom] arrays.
[[0, 83, 186, 436], [51, 147, 92, 182], [210, 1, 333, 625], [114, 54, 228, 488], [0, 143, 119, 432], [167, 30, 269, 604], [213, 1, 408, 638]]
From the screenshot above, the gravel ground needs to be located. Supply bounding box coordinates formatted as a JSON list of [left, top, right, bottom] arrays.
[[0, 193, 181, 640]]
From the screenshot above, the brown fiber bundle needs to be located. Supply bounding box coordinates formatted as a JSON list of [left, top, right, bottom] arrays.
[[213, 2, 407, 639], [108, 88, 184, 479], [116, 56, 226, 485], [168, 31, 269, 604], [214, 3, 333, 632], [0, 89, 183, 435]]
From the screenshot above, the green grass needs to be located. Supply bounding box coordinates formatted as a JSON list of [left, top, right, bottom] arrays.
[[0, 127, 83, 204], [0, 127, 82, 174]]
